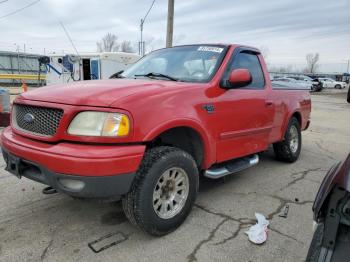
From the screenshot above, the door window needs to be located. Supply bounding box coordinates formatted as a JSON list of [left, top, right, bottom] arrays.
[[227, 52, 265, 89]]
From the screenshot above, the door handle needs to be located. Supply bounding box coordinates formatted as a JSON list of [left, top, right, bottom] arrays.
[[265, 101, 273, 107]]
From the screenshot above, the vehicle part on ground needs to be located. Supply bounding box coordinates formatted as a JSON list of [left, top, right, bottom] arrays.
[[279, 204, 290, 218]]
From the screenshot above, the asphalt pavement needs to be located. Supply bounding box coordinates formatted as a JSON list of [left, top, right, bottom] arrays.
[[0, 88, 349, 262]]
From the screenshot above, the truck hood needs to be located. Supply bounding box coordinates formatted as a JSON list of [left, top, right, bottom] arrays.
[[18, 79, 193, 107]]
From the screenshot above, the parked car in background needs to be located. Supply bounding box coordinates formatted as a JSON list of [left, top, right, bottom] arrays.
[[318, 78, 346, 89], [307, 154, 350, 262], [288, 75, 322, 92], [271, 80, 301, 89], [272, 77, 312, 90]]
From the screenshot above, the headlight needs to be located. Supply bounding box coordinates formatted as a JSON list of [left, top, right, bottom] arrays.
[[68, 111, 130, 137]]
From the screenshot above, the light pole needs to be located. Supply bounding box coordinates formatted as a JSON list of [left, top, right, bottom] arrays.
[[139, 18, 144, 56], [139, 0, 155, 56]]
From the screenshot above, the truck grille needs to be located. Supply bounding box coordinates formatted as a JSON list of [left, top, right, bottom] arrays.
[[13, 104, 63, 136]]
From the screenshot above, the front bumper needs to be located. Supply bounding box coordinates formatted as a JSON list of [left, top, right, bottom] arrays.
[[1, 127, 146, 199], [2, 149, 135, 199]]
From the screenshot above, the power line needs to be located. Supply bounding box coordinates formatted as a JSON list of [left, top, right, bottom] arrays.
[[0, 0, 9, 4], [59, 21, 80, 57], [143, 0, 155, 22], [0, 0, 40, 20]]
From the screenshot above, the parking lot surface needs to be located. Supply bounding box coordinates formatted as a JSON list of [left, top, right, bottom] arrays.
[[0, 88, 349, 262]]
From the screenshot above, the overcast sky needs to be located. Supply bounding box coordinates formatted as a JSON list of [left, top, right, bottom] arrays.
[[1, 0, 350, 72]]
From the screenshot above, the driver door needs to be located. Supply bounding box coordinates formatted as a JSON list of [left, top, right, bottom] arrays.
[[215, 50, 274, 162]]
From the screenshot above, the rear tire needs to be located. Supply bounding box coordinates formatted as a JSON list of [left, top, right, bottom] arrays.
[[273, 117, 301, 163], [122, 146, 199, 236]]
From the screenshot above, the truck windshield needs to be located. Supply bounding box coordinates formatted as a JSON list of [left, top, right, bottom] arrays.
[[122, 45, 227, 83]]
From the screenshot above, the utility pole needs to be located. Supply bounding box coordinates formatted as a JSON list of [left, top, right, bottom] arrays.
[[347, 59, 349, 74], [166, 0, 174, 48], [16, 44, 20, 74]]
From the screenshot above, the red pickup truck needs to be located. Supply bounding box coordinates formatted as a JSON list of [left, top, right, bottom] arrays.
[[1, 44, 311, 235]]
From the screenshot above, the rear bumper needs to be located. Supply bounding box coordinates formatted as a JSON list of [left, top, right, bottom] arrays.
[[0, 127, 146, 199]]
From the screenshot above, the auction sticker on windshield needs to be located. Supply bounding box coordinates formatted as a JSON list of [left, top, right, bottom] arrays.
[[197, 46, 224, 53]]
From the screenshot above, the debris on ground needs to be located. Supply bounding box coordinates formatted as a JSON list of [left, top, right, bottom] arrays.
[[245, 213, 269, 244], [279, 204, 290, 218]]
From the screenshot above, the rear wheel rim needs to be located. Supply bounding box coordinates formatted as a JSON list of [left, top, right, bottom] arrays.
[[152, 167, 189, 219], [289, 125, 299, 154]]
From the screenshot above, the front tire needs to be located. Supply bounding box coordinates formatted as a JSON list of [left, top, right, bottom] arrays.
[[122, 146, 199, 236], [335, 84, 341, 89], [273, 117, 301, 163]]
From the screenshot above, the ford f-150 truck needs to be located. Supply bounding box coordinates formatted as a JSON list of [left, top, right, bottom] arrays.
[[1, 44, 311, 236]]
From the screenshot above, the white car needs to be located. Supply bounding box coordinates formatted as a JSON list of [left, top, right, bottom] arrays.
[[287, 75, 321, 91], [272, 77, 312, 90], [318, 77, 346, 89]]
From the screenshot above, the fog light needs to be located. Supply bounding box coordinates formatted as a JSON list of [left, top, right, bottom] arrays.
[[59, 178, 85, 191]]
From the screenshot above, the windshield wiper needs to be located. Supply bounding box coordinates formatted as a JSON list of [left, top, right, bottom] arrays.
[[134, 72, 178, 81], [109, 70, 125, 79]]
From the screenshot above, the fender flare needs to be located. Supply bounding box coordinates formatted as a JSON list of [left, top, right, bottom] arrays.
[[143, 118, 216, 169], [281, 109, 302, 139]]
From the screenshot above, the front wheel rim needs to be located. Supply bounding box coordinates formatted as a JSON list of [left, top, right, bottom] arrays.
[[289, 125, 299, 154], [152, 167, 190, 219]]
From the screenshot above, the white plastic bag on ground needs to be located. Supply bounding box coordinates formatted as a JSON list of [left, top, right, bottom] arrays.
[[245, 213, 269, 244]]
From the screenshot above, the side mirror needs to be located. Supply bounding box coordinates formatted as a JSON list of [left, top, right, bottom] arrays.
[[227, 69, 252, 88]]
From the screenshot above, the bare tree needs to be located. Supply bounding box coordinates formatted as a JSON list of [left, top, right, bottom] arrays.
[[120, 40, 134, 53], [306, 53, 319, 73], [97, 33, 119, 52], [269, 64, 294, 73]]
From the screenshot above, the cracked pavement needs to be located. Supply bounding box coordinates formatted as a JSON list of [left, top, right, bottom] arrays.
[[0, 88, 349, 262]]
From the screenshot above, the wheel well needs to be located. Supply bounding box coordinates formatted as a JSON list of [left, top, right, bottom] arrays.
[[149, 127, 204, 168], [292, 112, 302, 126]]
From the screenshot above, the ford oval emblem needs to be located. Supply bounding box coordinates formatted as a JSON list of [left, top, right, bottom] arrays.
[[23, 113, 35, 123]]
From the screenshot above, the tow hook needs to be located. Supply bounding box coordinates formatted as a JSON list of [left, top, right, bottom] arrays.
[[42, 186, 58, 195]]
